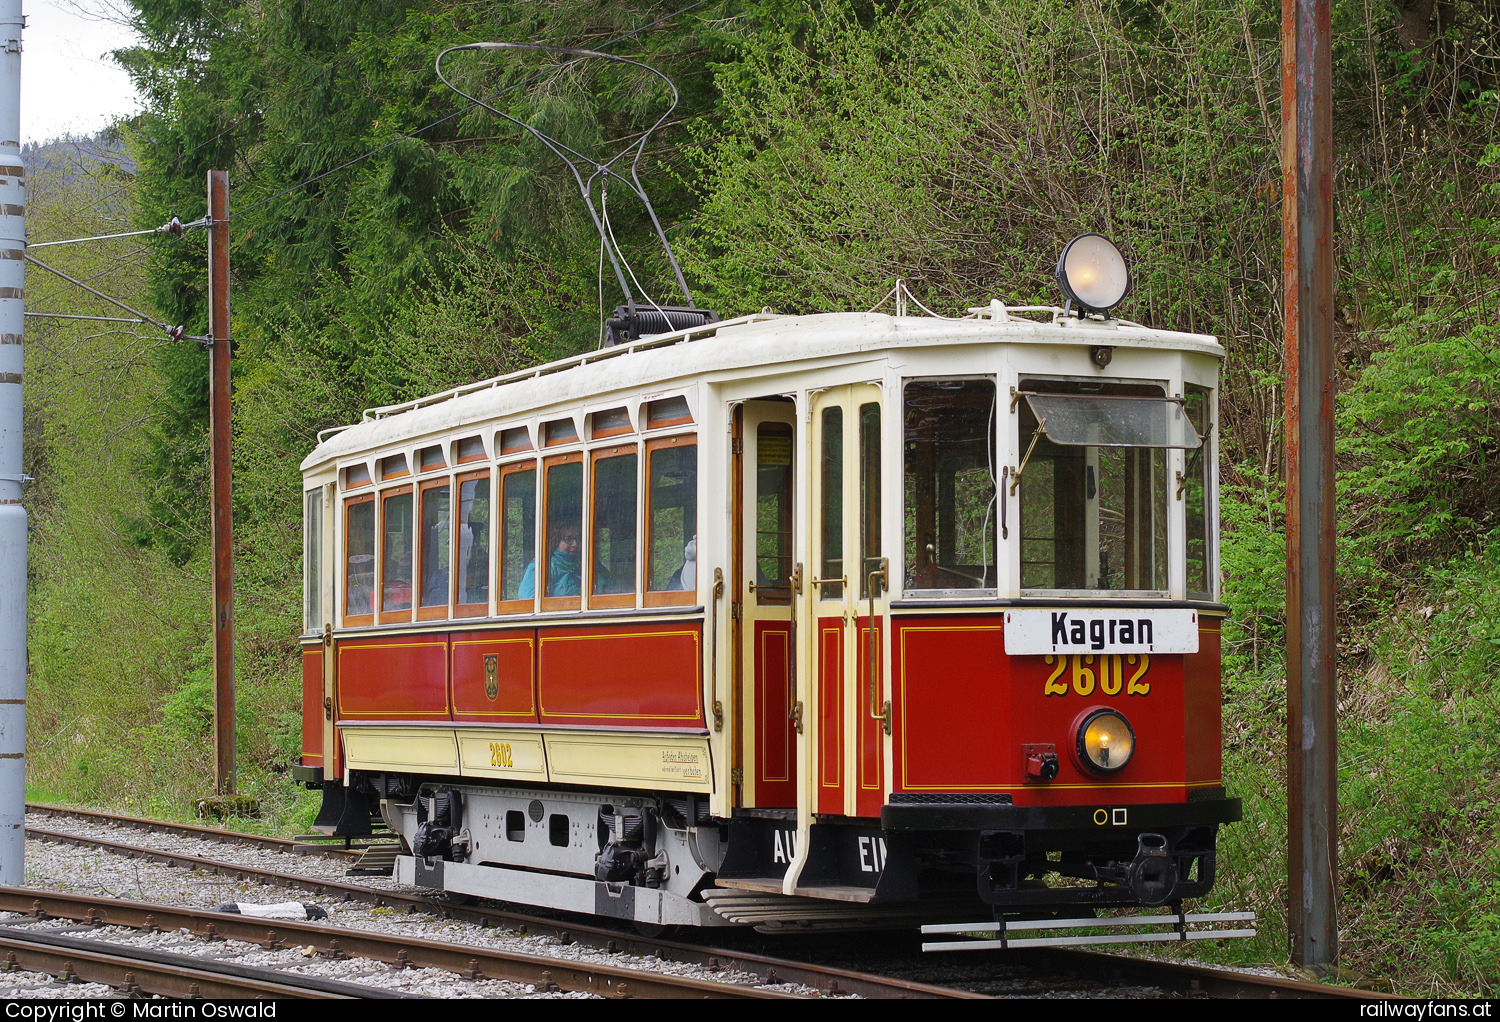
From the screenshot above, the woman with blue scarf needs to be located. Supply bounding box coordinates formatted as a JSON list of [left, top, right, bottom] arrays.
[[518, 526, 581, 598]]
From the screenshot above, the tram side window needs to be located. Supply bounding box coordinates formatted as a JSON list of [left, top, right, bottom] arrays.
[[859, 402, 882, 598], [591, 450, 638, 598], [1184, 384, 1213, 597], [381, 489, 414, 613], [903, 380, 997, 592], [756, 424, 794, 598], [304, 490, 322, 632], [541, 460, 583, 599], [345, 498, 376, 617], [419, 483, 450, 610], [500, 466, 537, 603], [457, 474, 491, 608], [648, 441, 698, 595], [819, 407, 844, 598]]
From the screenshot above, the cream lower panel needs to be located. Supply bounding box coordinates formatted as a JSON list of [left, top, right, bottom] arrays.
[[342, 727, 459, 773], [341, 725, 713, 793], [546, 733, 714, 794], [455, 730, 548, 782]]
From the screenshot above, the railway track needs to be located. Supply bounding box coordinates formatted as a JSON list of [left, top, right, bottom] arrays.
[[0, 921, 413, 998], [0, 889, 799, 998], [20, 804, 969, 998], [22, 804, 1395, 999]]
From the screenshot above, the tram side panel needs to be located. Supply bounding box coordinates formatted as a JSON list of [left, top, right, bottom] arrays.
[[1182, 617, 1224, 788], [307, 620, 708, 778], [451, 628, 539, 723], [300, 644, 324, 772], [535, 622, 704, 727], [891, 616, 1011, 792]]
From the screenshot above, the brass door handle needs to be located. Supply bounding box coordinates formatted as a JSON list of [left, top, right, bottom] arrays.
[[867, 558, 891, 735]]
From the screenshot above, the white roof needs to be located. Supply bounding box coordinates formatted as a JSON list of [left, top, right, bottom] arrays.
[[302, 307, 1222, 474]]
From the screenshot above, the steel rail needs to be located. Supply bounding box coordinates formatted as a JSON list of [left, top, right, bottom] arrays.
[[1013, 947, 1401, 1000], [26, 802, 368, 858], [0, 924, 382, 998], [24, 812, 981, 998], [22, 810, 1386, 999], [0, 888, 797, 999]]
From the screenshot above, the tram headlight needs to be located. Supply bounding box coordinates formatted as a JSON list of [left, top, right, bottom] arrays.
[[1056, 234, 1131, 315], [1075, 708, 1136, 775]]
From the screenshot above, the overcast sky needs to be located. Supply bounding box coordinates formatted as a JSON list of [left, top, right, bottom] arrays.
[[23, 0, 143, 144]]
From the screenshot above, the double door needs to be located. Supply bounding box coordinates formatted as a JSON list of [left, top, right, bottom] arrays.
[[734, 386, 888, 820]]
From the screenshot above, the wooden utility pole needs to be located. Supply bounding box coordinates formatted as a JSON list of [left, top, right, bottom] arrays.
[[208, 170, 236, 796], [1282, 0, 1338, 968]]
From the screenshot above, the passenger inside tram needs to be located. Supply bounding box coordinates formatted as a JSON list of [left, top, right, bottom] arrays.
[[519, 523, 582, 597]]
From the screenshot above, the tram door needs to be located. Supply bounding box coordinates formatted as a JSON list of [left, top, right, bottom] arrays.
[[734, 399, 798, 808], [808, 385, 888, 819]]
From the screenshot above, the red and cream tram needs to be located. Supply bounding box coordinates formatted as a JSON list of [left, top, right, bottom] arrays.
[[297, 250, 1239, 931]]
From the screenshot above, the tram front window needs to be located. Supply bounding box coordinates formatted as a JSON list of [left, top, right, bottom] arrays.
[[904, 379, 997, 592], [1016, 379, 1200, 594]]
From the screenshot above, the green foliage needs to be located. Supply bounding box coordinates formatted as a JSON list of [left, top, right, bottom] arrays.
[[1219, 467, 1286, 683], [22, 0, 1500, 995], [689, 0, 1281, 353], [117, 0, 740, 562], [1337, 308, 1500, 596]]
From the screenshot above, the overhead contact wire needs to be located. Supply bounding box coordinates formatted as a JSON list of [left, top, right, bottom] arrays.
[[237, 0, 711, 222]]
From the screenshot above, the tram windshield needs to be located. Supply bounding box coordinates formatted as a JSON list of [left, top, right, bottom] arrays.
[[904, 379, 998, 593], [1017, 379, 1193, 594]]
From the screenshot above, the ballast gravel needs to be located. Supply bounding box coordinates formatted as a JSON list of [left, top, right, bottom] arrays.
[[11, 813, 811, 999]]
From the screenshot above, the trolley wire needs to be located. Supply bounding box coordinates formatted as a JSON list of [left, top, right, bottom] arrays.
[[28, 2, 715, 341], [235, 1, 713, 219]]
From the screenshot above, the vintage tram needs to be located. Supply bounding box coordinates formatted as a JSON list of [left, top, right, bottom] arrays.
[[296, 252, 1239, 932]]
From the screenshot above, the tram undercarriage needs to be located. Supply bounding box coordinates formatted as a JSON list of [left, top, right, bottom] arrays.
[[312, 772, 1237, 931]]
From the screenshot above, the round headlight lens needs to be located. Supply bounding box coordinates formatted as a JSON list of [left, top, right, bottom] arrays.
[[1076, 708, 1136, 774], [1056, 233, 1131, 314]]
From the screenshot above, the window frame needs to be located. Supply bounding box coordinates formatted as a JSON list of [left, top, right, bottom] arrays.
[[415, 477, 452, 621], [540, 451, 586, 613], [453, 467, 493, 618], [644, 434, 699, 607], [377, 483, 415, 624], [1014, 375, 1175, 598], [901, 377, 999, 597], [588, 443, 640, 610], [497, 459, 539, 615]]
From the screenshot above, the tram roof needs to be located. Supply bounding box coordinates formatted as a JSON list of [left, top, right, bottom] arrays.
[[302, 306, 1221, 473]]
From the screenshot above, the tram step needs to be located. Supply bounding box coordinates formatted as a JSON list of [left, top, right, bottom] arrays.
[[345, 842, 402, 876]]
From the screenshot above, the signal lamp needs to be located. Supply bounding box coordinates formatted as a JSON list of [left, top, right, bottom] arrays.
[[1056, 234, 1131, 316]]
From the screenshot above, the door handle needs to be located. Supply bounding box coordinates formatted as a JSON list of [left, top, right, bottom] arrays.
[[867, 558, 891, 735]]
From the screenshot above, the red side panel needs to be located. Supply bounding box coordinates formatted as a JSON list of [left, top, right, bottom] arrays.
[[1182, 621, 1224, 787], [854, 617, 885, 817], [893, 618, 1010, 792], [337, 636, 451, 720], [817, 619, 844, 814], [537, 623, 703, 728], [301, 646, 323, 767], [753, 621, 795, 805], [451, 630, 538, 723]]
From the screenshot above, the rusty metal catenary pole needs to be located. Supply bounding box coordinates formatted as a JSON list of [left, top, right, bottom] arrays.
[[208, 170, 236, 796], [1282, 0, 1338, 968]]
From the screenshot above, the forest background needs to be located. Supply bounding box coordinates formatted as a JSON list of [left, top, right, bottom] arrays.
[[20, 0, 1500, 996]]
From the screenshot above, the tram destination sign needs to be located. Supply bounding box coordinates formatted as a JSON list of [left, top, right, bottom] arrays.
[[1004, 608, 1200, 655]]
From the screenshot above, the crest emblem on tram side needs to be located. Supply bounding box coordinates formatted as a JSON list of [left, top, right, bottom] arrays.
[[485, 655, 498, 700]]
